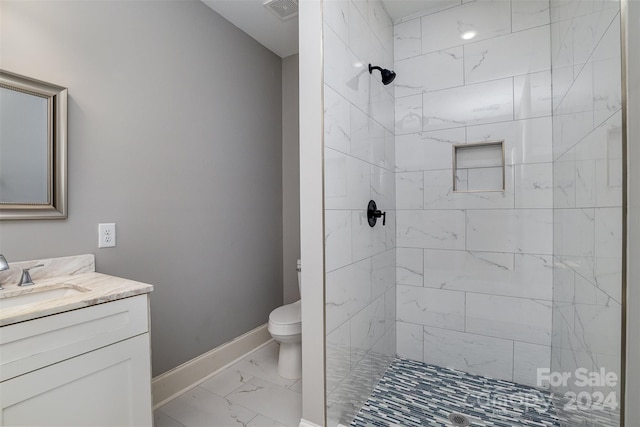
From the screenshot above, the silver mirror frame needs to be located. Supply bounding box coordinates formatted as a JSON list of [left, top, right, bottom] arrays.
[[0, 70, 67, 220]]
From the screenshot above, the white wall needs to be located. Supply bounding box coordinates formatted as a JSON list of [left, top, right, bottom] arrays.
[[0, 0, 283, 377], [322, 1, 396, 425], [299, 0, 326, 425], [283, 54, 301, 304], [394, 0, 554, 387], [549, 0, 624, 423]]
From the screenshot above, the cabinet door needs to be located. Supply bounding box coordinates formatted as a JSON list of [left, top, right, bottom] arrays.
[[0, 334, 152, 426]]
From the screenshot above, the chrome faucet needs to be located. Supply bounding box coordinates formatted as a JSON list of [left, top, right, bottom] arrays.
[[0, 254, 9, 290], [19, 264, 44, 287]]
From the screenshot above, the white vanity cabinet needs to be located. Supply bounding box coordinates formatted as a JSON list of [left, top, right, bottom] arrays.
[[0, 294, 152, 426]]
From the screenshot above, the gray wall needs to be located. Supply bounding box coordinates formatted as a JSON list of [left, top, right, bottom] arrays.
[[0, 0, 283, 376], [282, 54, 300, 304]]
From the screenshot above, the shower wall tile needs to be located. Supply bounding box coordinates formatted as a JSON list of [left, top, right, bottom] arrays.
[[325, 258, 372, 333], [422, 326, 514, 381], [550, 4, 623, 411], [352, 210, 386, 262], [513, 342, 552, 388], [594, 207, 622, 259], [396, 247, 424, 287], [553, 208, 595, 257], [397, 285, 465, 331], [371, 166, 395, 208], [323, 24, 366, 111], [550, 0, 593, 23], [574, 302, 621, 357], [514, 163, 553, 208], [553, 158, 576, 208], [395, 128, 465, 172], [594, 257, 622, 303], [393, 19, 421, 61], [324, 148, 371, 210], [350, 106, 385, 166], [592, 17, 622, 126], [326, 321, 352, 393], [323, 0, 349, 45], [370, 78, 395, 132], [324, 86, 351, 154], [350, 296, 386, 364], [395, 94, 422, 135], [324, 1, 396, 423], [513, 71, 552, 120], [368, 0, 393, 56], [396, 321, 423, 360], [463, 26, 550, 84], [372, 249, 396, 299], [465, 293, 553, 345], [394, 47, 463, 98], [422, 78, 514, 131], [571, 6, 618, 68], [349, 2, 377, 68], [466, 209, 553, 254], [422, 167, 515, 210], [422, 250, 553, 301], [325, 210, 353, 272], [394, 0, 555, 387], [420, 0, 511, 54], [396, 209, 465, 249], [396, 171, 423, 209], [511, 0, 551, 32], [466, 117, 553, 165]]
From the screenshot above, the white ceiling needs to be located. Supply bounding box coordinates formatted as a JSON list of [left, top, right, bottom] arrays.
[[201, 0, 299, 58], [201, 0, 451, 59]]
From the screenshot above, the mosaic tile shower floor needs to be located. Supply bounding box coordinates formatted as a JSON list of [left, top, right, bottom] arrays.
[[351, 358, 561, 427]]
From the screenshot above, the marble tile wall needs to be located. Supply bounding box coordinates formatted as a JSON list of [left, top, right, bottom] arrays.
[[394, 0, 554, 388], [323, 1, 396, 425], [549, 0, 622, 424]]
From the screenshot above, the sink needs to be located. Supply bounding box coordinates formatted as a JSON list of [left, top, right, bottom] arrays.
[[0, 284, 90, 309]]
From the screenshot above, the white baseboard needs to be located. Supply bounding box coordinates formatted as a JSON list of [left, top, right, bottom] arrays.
[[152, 323, 272, 408], [299, 419, 323, 427]]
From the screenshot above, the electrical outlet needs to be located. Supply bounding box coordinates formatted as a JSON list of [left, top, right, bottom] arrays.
[[98, 223, 116, 248]]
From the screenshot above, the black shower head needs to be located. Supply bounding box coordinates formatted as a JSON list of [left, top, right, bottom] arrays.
[[369, 64, 396, 85]]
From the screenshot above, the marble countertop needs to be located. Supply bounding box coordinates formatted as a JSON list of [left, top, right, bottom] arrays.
[[0, 254, 153, 326]]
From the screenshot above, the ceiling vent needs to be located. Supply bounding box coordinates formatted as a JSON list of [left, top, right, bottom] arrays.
[[263, 0, 298, 21]]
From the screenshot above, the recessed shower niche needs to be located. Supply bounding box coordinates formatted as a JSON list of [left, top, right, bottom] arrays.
[[453, 141, 505, 192]]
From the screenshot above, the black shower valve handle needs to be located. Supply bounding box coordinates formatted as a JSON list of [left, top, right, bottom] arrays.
[[367, 200, 386, 227]]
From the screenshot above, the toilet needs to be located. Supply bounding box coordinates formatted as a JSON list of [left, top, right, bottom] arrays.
[[268, 259, 302, 379]]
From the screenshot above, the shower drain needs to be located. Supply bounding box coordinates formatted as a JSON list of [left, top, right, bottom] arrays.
[[448, 412, 471, 427]]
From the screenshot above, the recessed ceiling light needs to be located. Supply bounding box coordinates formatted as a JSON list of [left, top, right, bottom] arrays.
[[460, 30, 477, 40]]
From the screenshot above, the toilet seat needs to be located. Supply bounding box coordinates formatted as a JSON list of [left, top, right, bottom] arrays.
[[268, 300, 301, 335]]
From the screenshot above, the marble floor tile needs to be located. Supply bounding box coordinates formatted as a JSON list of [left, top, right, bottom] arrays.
[[157, 386, 258, 427], [154, 341, 302, 427], [154, 410, 185, 427], [227, 377, 303, 427], [246, 415, 288, 427], [233, 342, 299, 388]]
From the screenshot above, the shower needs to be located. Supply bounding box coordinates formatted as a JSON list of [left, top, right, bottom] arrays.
[[368, 64, 395, 85], [321, 0, 626, 426]]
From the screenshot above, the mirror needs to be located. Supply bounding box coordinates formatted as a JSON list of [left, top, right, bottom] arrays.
[[0, 70, 67, 219]]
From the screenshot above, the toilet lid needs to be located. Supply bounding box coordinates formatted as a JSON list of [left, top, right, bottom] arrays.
[[269, 300, 301, 326]]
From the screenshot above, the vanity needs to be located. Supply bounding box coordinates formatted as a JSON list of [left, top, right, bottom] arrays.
[[0, 254, 154, 426]]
